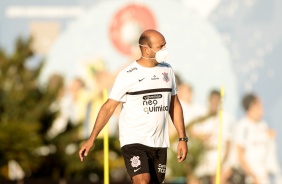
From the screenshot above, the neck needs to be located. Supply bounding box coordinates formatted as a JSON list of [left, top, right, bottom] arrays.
[[246, 112, 260, 122], [137, 57, 158, 67], [141, 56, 155, 59]]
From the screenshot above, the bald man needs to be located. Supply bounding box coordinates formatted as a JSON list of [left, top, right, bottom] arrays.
[[79, 29, 188, 184]]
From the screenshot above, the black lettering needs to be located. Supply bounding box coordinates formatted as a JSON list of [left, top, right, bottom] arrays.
[[153, 100, 158, 105], [155, 106, 161, 111], [164, 106, 168, 111], [143, 94, 162, 100]]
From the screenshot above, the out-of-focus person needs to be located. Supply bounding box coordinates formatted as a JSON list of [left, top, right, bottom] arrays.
[[178, 83, 205, 126], [232, 93, 282, 184], [169, 82, 205, 138], [47, 77, 88, 139], [190, 89, 234, 184], [167, 82, 205, 183], [169, 82, 206, 140]]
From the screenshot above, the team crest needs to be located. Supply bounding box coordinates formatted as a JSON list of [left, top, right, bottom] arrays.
[[162, 72, 169, 82], [130, 156, 141, 167]]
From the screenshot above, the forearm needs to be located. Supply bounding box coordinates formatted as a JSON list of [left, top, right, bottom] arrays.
[[173, 120, 186, 138], [222, 141, 230, 164], [237, 146, 254, 176], [240, 157, 253, 176], [170, 96, 186, 138], [88, 100, 117, 142]]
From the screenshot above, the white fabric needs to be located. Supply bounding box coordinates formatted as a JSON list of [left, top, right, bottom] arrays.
[[234, 117, 275, 184], [179, 100, 205, 125], [193, 111, 234, 148], [194, 112, 234, 176], [109, 61, 177, 148]]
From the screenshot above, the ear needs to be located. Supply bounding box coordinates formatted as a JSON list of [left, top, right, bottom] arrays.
[[144, 46, 151, 55]]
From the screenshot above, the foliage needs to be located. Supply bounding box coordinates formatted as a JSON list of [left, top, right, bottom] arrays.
[[167, 113, 216, 180], [167, 138, 205, 180], [0, 36, 128, 183], [0, 37, 63, 179]]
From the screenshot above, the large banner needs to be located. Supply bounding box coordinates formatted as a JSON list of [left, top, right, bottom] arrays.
[[41, 0, 238, 115]]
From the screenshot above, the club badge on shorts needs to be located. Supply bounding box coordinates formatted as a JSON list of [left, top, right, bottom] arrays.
[[162, 72, 169, 82], [130, 156, 141, 167]]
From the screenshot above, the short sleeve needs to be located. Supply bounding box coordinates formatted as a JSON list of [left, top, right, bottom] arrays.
[[171, 68, 177, 96], [109, 72, 128, 102]]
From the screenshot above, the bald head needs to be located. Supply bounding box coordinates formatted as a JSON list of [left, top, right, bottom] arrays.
[[137, 29, 166, 65], [138, 29, 164, 48]]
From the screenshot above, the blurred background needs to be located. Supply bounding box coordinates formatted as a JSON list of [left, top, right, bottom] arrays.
[[0, 0, 281, 183]]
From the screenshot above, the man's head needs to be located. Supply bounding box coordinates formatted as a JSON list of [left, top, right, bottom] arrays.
[[178, 83, 193, 104], [242, 93, 263, 121], [70, 77, 85, 92], [138, 29, 167, 64], [208, 89, 221, 114]]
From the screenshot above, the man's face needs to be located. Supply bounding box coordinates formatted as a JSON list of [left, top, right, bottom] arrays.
[[178, 84, 192, 103], [209, 94, 221, 113], [71, 80, 83, 92], [148, 34, 166, 58], [250, 98, 264, 120]]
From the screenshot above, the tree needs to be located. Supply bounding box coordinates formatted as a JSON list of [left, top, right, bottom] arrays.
[[0, 37, 63, 181], [0, 37, 127, 183]]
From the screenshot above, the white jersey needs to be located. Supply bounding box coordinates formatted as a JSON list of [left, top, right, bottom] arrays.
[[234, 117, 271, 183], [109, 61, 177, 148], [179, 100, 205, 125], [193, 112, 234, 176]]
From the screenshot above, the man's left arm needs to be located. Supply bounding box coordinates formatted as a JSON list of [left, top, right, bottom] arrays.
[[169, 94, 188, 163]]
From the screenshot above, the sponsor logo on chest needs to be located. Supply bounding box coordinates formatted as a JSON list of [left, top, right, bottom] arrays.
[[143, 94, 169, 114], [151, 75, 159, 80], [150, 72, 170, 82]]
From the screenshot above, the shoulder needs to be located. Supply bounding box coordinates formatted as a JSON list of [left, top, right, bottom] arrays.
[[157, 62, 175, 76], [236, 118, 248, 130], [238, 117, 249, 124], [158, 62, 172, 68], [259, 120, 269, 129], [117, 61, 139, 76], [223, 112, 236, 122]]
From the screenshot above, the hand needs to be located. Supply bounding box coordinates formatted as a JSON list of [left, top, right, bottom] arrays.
[[177, 141, 188, 163], [79, 139, 94, 162]]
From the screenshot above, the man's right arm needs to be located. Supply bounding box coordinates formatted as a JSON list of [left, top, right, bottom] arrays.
[[79, 99, 120, 161], [233, 122, 259, 183], [237, 145, 259, 184]]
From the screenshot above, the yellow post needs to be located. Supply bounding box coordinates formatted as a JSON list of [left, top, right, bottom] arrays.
[[103, 88, 109, 184], [216, 86, 224, 184]]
